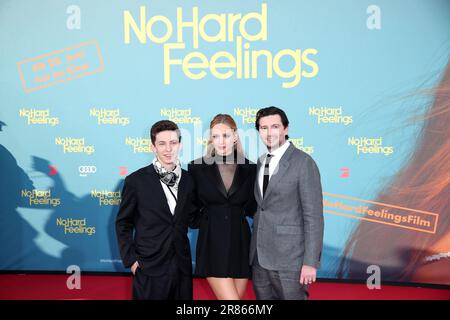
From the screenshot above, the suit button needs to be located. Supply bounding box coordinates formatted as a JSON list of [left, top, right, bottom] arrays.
[[261, 208, 264, 211], [225, 216, 228, 219]]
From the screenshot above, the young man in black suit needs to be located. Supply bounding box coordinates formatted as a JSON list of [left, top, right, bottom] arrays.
[[115, 120, 199, 300]]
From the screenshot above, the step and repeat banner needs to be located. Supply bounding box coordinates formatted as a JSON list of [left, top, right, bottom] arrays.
[[0, 0, 449, 286]]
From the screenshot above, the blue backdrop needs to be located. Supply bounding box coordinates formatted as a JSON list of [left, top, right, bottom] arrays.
[[1, 0, 449, 286]]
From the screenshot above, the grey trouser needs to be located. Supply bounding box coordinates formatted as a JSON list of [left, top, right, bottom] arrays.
[[252, 252, 309, 300]]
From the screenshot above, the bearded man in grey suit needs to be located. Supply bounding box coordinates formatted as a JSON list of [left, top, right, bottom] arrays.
[[250, 106, 324, 300]]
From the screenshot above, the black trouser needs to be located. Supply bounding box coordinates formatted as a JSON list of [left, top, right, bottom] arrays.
[[132, 258, 193, 300]]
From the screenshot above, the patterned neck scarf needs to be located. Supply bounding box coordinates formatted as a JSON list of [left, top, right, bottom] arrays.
[[152, 157, 181, 190]]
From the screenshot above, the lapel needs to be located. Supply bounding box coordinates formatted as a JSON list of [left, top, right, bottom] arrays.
[[261, 143, 295, 203], [228, 163, 249, 197], [206, 162, 228, 198], [172, 172, 187, 221], [205, 158, 250, 199], [254, 157, 263, 205]]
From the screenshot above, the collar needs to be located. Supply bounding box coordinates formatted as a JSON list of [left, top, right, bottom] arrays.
[[267, 140, 290, 158]]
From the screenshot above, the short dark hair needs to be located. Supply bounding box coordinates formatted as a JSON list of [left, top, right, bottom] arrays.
[[255, 106, 290, 140], [150, 120, 181, 144]]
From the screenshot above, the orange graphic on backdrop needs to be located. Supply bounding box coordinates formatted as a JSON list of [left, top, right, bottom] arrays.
[[17, 40, 104, 93], [323, 192, 439, 234]]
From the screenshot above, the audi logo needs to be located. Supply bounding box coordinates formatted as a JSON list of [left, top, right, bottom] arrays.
[[79, 166, 97, 175]]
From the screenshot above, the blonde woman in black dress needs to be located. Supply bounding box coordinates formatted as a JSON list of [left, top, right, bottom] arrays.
[[188, 114, 257, 299]]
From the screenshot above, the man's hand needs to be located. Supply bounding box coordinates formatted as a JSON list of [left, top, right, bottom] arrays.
[[131, 261, 139, 275], [300, 265, 317, 285]]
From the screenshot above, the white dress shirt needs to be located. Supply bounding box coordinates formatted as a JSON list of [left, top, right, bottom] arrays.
[[258, 141, 291, 197]]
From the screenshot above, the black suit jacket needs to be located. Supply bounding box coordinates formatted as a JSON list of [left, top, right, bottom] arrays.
[[188, 157, 257, 277], [115, 164, 198, 276]]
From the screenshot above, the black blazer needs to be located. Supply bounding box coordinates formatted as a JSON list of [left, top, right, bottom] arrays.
[[115, 164, 198, 276], [188, 157, 257, 278]]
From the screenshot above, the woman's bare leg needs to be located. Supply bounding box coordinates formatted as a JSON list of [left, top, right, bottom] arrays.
[[206, 277, 240, 300], [233, 278, 248, 299]]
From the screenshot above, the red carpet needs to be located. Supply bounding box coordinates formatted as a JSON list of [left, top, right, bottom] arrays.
[[0, 275, 448, 300]]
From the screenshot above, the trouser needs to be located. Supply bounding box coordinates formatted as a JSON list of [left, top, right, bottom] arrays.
[[132, 258, 193, 300], [252, 252, 309, 300]]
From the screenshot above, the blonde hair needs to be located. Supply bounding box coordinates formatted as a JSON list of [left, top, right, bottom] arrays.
[[206, 114, 244, 158]]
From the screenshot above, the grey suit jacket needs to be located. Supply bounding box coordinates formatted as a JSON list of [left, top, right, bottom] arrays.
[[250, 142, 324, 271]]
